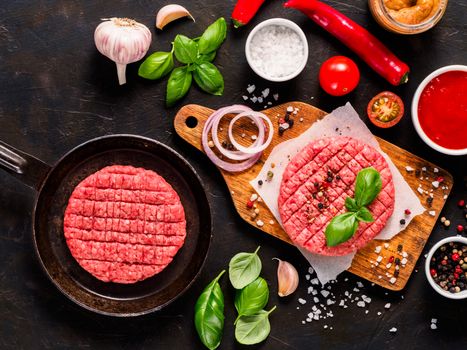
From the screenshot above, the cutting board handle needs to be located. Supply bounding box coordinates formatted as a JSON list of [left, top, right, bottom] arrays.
[[174, 104, 213, 151]]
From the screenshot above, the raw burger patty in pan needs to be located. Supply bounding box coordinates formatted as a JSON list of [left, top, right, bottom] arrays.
[[63, 165, 186, 284], [278, 136, 395, 256]]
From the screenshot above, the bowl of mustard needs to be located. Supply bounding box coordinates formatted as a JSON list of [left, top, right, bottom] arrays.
[[369, 0, 448, 34]]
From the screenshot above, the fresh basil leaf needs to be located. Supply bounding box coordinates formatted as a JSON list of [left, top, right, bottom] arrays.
[[194, 270, 225, 350], [197, 51, 216, 63], [166, 66, 192, 107], [138, 51, 174, 80], [354, 167, 382, 207], [198, 17, 227, 54], [229, 246, 262, 289], [174, 35, 199, 64], [325, 212, 359, 247], [356, 207, 374, 223], [193, 62, 224, 96], [345, 197, 359, 212], [235, 307, 276, 345], [234, 277, 269, 321]]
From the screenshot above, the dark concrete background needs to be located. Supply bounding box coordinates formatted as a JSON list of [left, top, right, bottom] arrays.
[[0, 0, 466, 349]]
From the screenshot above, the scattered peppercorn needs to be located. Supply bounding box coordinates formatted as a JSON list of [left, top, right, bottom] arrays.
[[288, 119, 294, 128], [404, 209, 411, 215], [279, 118, 285, 124], [317, 202, 324, 209], [458, 199, 465, 207], [258, 180, 263, 186], [389, 256, 394, 263], [457, 225, 464, 233], [284, 114, 290, 122], [336, 175, 341, 180], [278, 126, 285, 136], [397, 244, 403, 252], [395, 257, 401, 265], [394, 270, 399, 278], [400, 219, 406, 225], [436, 176, 444, 183], [246, 200, 254, 209], [267, 170, 274, 180], [427, 197, 433, 207], [326, 177, 333, 183]]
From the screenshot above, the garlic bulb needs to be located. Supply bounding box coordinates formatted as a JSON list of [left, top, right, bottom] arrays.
[[274, 258, 299, 297], [94, 18, 152, 85]]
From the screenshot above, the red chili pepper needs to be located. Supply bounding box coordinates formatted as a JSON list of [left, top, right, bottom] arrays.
[[232, 0, 267, 28], [284, 0, 410, 85]]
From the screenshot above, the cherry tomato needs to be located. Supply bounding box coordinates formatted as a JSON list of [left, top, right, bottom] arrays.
[[367, 91, 404, 128], [319, 56, 360, 96]]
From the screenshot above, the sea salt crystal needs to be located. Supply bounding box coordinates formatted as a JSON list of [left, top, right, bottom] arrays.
[[389, 327, 397, 333], [308, 267, 314, 274], [313, 297, 320, 303], [429, 210, 436, 216], [401, 258, 408, 265], [375, 246, 382, 254], [308, 286, 313, 294], [357, 281, 364, 288], [432, 181, 440, 188], [431, 323, 437, 330], [257, 97, 263, 103], [405, 166, 414, 172], [377, 312, 382, 316], [310, 278, 319, 285], [249, 25, 305, 78], [376, 256, 383, 263], [251, 96, 258, 103], [431, 318, 437, 324], [417, 187, 424, 194], [298, 298, 306, 305], [242, 95, 248, 100], [321, 290, 330, 298], [389, 277, 397, 284], [287, 106, 294, 113], [385, 303, 391, 309], [384, 243, 389, 249], [247, 85, 256, 93], [273, 93, 279, 101], [434, 168, 439, 173], [357, 301, 365, 308], [262, 88, 270, 98]]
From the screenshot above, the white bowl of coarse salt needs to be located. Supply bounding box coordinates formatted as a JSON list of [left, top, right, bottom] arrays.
[[245, 18, 309, 82]]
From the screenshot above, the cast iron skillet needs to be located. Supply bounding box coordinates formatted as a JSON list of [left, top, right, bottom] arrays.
[[0, 135, 211, 316]]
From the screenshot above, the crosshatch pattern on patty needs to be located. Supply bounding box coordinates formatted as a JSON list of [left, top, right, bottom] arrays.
[[279, 137, 395, 256], [63, 165, 187, 284]]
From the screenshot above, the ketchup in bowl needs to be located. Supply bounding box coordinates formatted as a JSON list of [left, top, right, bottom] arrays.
[[417, 71, 467, 150]]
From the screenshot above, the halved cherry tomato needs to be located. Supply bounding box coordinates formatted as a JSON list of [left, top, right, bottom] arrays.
[[367, 91, 404, 128], [319, 56, 360, 96]]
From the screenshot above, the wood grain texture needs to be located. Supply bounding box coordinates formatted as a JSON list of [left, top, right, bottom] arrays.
[[174, 102, 453, 291]]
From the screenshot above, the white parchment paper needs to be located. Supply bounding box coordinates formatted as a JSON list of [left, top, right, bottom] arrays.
[[250, 103, 425, 284]]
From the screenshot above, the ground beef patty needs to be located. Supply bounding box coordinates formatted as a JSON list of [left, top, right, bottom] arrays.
[[278, 136, 395, 256], [63, 165, 186, 284]]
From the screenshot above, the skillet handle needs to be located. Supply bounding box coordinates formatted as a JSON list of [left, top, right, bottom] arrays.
[[0, 141, 51, 191]]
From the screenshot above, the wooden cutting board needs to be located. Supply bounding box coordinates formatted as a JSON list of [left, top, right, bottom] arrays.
[[174, 102, 453, 291]]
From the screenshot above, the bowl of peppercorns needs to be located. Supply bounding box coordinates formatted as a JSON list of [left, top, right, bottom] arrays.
[[425, 236, 467, 299]]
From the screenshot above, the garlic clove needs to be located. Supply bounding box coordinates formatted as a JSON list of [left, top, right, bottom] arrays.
[[274, 258, 299, 297], [156, 4, 194, 30]]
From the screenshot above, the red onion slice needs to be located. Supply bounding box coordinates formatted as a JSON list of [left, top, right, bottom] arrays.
[[201, 104, 273, 172]]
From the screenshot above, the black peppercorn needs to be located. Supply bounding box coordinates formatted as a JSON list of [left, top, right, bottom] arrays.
[[336, 175, 341, 180], [288, 119, 294, 128], [258, 180, 263, 186], [326, 177, 333, 183], [279, 126, 285, 136], [318, 203, 324, 209], [285, 113, 290, 122], [400, 219, 406, 225]]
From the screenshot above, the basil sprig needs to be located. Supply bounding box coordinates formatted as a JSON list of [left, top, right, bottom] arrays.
[[195, 247, 276, 349], [194, 270, 226, 350], [325, 167, 382, 247], [138, 17, 227, 106]]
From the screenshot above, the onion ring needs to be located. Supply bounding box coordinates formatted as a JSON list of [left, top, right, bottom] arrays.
[[201, 104, 274, 172]]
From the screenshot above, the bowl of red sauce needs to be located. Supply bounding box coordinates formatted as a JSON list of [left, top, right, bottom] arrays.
[[412, 65, 467, 156]]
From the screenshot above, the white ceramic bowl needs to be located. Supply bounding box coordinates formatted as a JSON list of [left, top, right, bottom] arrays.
[[411, 65, 467, 156], [245, 18, 309, 82], [425, 236, 467, 300]]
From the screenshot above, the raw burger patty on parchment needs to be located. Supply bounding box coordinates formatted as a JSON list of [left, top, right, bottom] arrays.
[[63, 165, 186, 284], [278, 136, 395, 256]]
